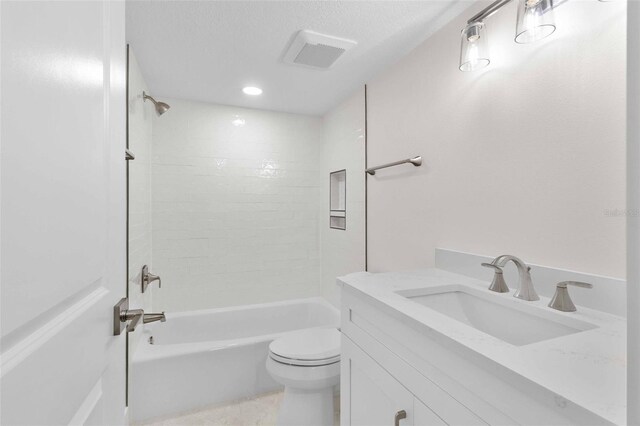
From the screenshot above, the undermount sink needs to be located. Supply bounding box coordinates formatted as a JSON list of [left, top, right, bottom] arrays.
[[397, 286, 597, 346]]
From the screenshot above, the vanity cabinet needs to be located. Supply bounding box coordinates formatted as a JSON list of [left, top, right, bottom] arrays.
[[340, 283, 612, 426]]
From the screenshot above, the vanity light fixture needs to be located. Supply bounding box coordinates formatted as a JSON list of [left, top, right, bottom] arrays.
[[459, 0, 512, 73], [458, 0, 590, 71], [514, 0, 556, 44], [242, 86, 262, 96], [459, 22, 490, 72]]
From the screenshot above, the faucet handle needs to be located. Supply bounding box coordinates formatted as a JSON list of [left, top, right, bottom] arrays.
[[549, 281, 593, 312], [147, 273, 161, 288], [142, 265, 162, 293], [481, 262, 501, 272], [558, 281, 593, 289], [481, 263, 509, 293]]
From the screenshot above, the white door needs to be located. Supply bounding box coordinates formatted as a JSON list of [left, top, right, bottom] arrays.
[[1, 1, 127, 425]]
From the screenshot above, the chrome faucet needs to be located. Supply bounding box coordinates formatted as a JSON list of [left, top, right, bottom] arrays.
[[484, 255, 539, 301], [143, 312, 166, 324], [548, 281, 593, 312]]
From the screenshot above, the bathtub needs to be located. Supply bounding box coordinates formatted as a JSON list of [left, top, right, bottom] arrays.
[[130, 297, 340, 422]]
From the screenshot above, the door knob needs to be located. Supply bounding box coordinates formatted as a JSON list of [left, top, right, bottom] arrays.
[[122, 308, 144, 333], [114, 298, 144, 335]]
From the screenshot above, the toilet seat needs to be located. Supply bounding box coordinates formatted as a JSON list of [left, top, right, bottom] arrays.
[[269, 328, 340, 367]]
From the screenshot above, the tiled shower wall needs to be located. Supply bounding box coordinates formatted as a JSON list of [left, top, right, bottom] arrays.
[[320, 89, 366, 307], [151, 99, 322, 312]]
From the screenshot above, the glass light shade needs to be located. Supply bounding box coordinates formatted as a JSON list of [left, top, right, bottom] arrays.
[[459, 22, 490, 72], [515, 0, 556, 44]]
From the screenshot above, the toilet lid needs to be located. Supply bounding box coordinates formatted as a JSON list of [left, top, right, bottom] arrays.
[[269, 328, 340, 366]]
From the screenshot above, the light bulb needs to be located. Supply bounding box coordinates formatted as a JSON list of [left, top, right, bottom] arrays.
[[459, 22, 490, 72], [515, 0, 556, 44]]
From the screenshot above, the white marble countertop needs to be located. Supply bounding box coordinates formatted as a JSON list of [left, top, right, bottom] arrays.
[[338, 268, 627, 425]]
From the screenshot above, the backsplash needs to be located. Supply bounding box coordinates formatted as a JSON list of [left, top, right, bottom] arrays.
[[435, 248, 626, 316]]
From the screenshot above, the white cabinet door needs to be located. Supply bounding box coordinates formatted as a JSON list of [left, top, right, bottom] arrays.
[[1, 1, 127, 424], [342, 336, 445, 426]]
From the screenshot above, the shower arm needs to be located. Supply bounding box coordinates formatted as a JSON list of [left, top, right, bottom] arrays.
[[143, 91, 159, 106]]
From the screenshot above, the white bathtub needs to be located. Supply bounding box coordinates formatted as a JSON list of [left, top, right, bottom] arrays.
[[130, 297, 340, 422]]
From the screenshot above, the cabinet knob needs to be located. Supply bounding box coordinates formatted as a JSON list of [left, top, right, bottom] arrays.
[[394, 410, 407, 426]]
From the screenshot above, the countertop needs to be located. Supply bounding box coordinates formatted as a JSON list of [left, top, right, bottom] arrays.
[[338, 268, 626, 425]]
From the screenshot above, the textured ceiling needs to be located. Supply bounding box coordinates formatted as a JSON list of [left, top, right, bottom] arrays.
[[126, 1, 473, 116]]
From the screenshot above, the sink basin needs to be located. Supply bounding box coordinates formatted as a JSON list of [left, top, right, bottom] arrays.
[[397, 286, 596, 346]]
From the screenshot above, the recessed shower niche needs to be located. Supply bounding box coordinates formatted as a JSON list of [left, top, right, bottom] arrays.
[[330, 170, 346, 230]]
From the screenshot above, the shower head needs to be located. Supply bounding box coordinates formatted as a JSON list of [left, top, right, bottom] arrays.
[[143, 91, 170, 116]]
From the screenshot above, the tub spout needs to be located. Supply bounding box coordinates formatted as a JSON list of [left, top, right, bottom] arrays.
[[143, 312, 166, 324]]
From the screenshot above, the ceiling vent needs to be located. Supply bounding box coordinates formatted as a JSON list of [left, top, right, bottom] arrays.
[[283, 30, 357, 69]]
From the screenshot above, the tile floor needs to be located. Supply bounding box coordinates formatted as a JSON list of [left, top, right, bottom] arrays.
[[134, 391, 340, 426]]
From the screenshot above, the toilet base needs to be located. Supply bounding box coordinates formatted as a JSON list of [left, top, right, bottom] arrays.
[[266, 356, 339, 426], [278, 386, 334, 426]]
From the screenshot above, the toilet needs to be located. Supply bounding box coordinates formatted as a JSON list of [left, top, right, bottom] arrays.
[[266, 328, 341, 426]]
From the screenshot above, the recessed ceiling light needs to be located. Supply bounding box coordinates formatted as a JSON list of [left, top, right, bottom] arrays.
[[243, 86, 262, 96], [232, 115, 246, 127]]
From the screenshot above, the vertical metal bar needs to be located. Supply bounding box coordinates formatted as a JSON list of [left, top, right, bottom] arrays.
[[364, 84, 368, 272], [627, 1, 640, 423], [125, 43, 130, 408]]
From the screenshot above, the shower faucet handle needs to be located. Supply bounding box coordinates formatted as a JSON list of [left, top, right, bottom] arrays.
[[548, 281, 593, 312], [141, 264, 161, 293]]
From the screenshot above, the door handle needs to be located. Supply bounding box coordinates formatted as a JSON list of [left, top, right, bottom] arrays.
[[114, 298, 144, 335], [122, 308, 144, 333], [395, 410, 407, 426], [113, 298, 165, 335]]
